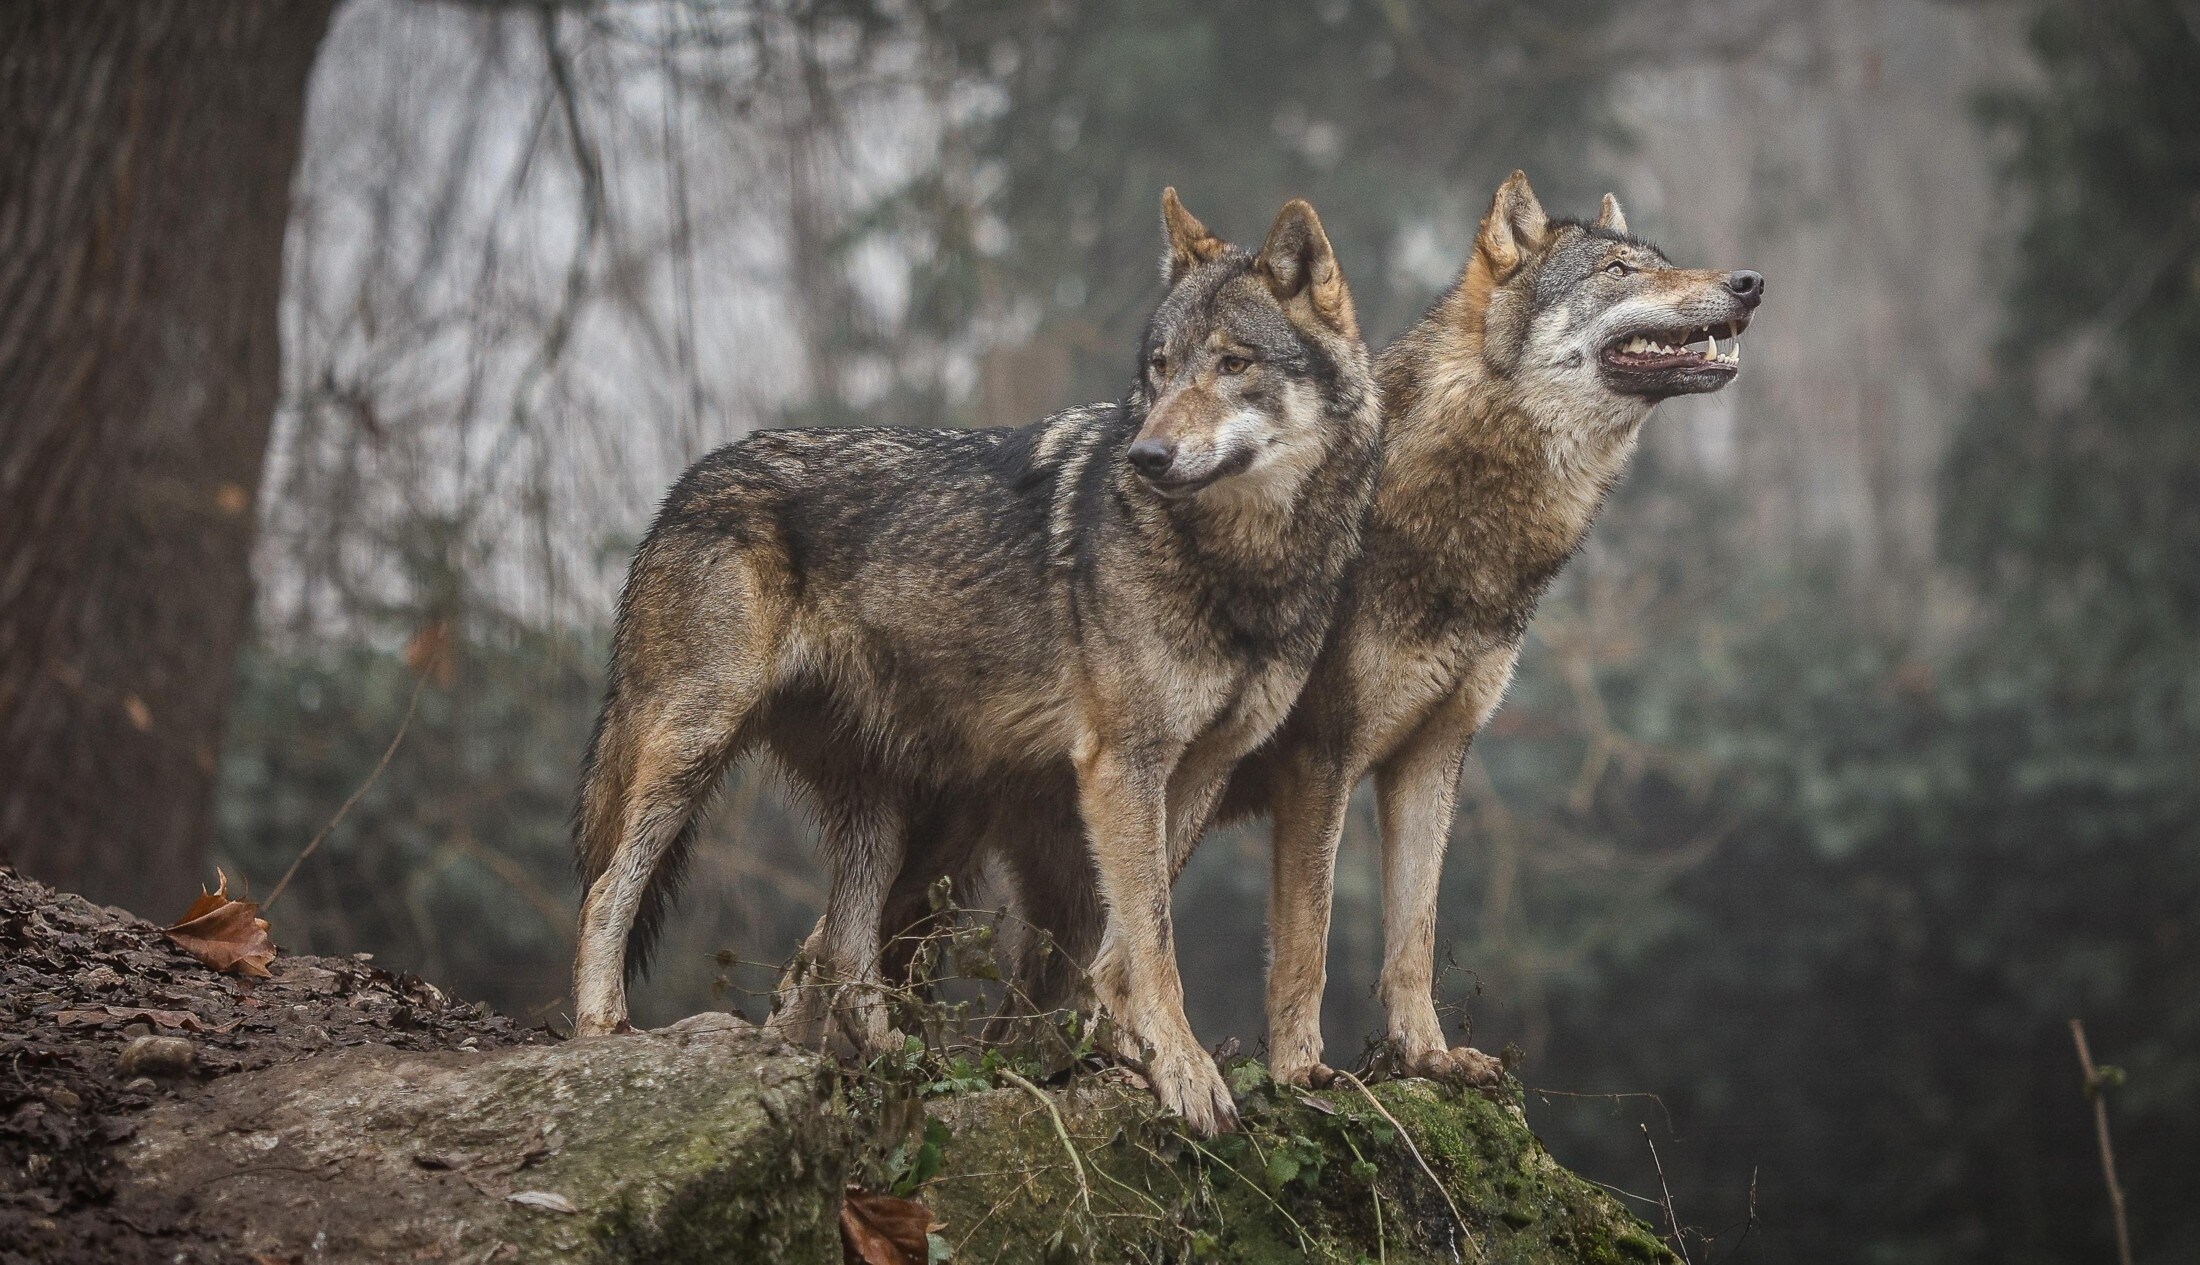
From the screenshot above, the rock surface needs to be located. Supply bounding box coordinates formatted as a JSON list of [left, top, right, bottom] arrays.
[[115, 1014, 848, 1263]]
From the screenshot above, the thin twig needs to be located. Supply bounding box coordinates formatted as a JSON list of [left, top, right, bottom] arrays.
[[1338, 1071, 1482, 1262], [2070, 1019, 2134, 1265], [1527, 1086, 1678, 1135], [999, 1069, 1091, 1220], [265, 669, 429, 911], [1711, 1167, 1759, 1265], [1641, 1124, 1692, 1265]]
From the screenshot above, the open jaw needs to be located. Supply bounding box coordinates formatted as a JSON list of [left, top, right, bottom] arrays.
[[1600, 316, 1750, 394]]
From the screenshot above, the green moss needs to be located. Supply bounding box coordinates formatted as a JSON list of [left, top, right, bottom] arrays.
[[890, 1069, 1675, 1265]]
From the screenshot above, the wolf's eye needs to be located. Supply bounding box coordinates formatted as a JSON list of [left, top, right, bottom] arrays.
[[1148, 353, 1167, 376], [1604, 261, 1631, 277], [1218, 355, 1252, 375]]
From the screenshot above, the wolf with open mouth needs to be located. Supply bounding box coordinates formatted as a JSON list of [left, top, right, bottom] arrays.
[[1228, 170, 1767, 1089]]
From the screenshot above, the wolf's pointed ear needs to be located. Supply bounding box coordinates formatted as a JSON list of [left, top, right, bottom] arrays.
[[1595, 193, 1629, 236], [1161, 188, 1230, 285], [1456, 172, 1549, 373], [1256, 198, 1357, 337], [1474, 171, 1550, 280]]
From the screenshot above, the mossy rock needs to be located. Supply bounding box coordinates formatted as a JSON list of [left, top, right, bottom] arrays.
[[112, 1014, 1668, 1264], [910, 1063, 1676, 1264]]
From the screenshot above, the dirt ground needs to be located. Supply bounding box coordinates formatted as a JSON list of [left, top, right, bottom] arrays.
[[0, 865, 554, 1265]]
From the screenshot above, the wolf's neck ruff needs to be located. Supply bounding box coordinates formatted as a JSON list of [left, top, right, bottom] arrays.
[[1376, 328, 1647, 614]]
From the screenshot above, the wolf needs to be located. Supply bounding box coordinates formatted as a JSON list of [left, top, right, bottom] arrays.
[[877, 171, 1764, 1092], [570, 190, 1382, 1136], [1236, 172, 1763, 1086]]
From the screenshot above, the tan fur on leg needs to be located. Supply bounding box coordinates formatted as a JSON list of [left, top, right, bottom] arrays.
[[1373, 700, 1500, 1086], [1264, 766, 1353, 1087], [1076, 738, 1237, 1136]]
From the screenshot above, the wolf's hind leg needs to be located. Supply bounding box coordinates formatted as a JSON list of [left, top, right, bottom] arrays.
[[573, 546, 781, 1037], [995, 809, 1104, 1019], [767, 796, 906, 1058], [572, 692, 756, 1036]]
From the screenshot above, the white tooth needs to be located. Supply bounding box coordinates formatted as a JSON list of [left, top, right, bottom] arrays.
[[1628, 337, 1648, 353], [1705, 332, 1717, 359]]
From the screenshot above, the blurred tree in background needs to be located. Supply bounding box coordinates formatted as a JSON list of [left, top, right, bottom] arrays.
[[0, 0, 333, 918]]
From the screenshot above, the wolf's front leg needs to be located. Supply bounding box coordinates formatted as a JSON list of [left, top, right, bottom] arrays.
[[1076, 736, 1238, 1136], [1372, 713, 1502, 1087], [1263, 753, 1356, 1087], [767, 804, 905, 1059]]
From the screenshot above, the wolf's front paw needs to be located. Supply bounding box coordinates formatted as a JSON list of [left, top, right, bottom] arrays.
[[768, 979, 898, 1060], [765, 985, 831, 1048], [1269, 1053, 1337, 1090], [1149, 1043, 1239, 1137], [572, 1014, 635, 1037], [1404, 1043, 1504, 1086]]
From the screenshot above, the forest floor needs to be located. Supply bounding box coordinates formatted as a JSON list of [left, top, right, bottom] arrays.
[[0, 865, 552, 1265]]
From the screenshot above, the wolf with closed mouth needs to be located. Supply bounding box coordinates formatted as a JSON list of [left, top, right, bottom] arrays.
[[872, 170, 1765, 1095], [570, 190, 1382, 1136]]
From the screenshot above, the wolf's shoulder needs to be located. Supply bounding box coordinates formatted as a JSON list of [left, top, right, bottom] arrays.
[[1026, 402, 1122, 466]]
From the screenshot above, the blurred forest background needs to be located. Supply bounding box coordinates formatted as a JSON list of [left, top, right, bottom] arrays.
[[3, 0, 2196, 1261]]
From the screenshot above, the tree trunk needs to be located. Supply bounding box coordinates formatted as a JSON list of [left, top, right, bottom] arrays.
[[0, 0, 332, 918]]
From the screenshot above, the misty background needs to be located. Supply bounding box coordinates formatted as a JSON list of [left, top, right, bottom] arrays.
[[4, 1, 2194, 1261]]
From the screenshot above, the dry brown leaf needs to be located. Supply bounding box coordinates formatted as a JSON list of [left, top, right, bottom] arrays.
[[405, 619, 456, 688], [839, 1185, 938, 1265], [164, 870, 276, 977]]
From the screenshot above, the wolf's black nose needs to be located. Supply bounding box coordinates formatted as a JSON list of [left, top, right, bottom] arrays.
[[1725, 270, 1764, 308], [1128, 439, 1176, 479]]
